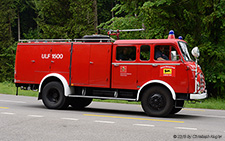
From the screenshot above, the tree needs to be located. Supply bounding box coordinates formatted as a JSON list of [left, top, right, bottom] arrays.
[[34, 0, 96, 39], [93, 0, 98, 32], [98, 0, 146, 38], [0, 0, 17, 81], [97, 0, 116, 24]]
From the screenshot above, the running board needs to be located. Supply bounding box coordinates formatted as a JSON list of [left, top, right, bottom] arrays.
[[68, 95, 137, 101]]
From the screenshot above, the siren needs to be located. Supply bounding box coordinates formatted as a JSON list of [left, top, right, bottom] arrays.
[[178, 36, 183, 40], [168, 30, 175, 39]]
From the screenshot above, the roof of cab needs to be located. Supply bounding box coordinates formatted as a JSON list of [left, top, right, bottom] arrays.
[[114, 39, 184, 45]]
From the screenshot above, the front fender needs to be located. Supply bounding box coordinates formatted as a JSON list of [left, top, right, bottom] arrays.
[[137, 80, 176, 101]]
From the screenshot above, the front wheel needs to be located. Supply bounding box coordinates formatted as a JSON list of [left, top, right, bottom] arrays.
[[42, 81, 69, 109], [141, 86, 174, 117]]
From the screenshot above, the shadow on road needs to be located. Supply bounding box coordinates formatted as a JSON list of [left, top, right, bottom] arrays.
[[78, 107, 146, 116], [67, 107, 202, 119], [166, 114, 203, 119], [22, 103, 202, 119]]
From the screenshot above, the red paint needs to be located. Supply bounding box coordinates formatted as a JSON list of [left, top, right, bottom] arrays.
[[15, 38, 205, 95]]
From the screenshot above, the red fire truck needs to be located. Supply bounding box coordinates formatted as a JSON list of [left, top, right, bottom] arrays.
[[14, 30, 207, 116]]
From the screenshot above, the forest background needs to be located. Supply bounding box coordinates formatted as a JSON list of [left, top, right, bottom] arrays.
[[0, 0, 224, 98]]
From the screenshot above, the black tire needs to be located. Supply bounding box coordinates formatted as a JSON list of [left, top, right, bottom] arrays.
[[141, 86, 174, 117], [42, 81, 69, 109], [70, 98, 92, 109], [170, 100, 184, 114]]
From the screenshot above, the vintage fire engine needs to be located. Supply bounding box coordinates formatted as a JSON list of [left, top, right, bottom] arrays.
[[14, 30, 207, 116]]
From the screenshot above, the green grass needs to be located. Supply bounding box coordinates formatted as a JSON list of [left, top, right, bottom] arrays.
[[184, 98, 225, 110], [0, 82, 224, 110], [0, 82, 38, 97]]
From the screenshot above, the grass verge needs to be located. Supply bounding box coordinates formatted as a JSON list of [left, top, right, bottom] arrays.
[[184, 98, 225, 110], [0, 82, 224, 110], [0, 82, 38, 97]]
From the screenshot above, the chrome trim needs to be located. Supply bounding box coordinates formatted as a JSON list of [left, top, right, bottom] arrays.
[[73, 38, 114, 42], [112, 63, 180, 66], [19, 39, 72, 43], [190, 92, 207, 100], [68, 95, 137, 101]]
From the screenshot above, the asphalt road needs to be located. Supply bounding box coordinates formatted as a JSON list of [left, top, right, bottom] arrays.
[[0, 94, 224, 141]]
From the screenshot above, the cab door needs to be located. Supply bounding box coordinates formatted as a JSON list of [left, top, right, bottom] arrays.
[[152, 44, 188, 93], [137, 45, 153, 88], [111, 45, 138, 89]]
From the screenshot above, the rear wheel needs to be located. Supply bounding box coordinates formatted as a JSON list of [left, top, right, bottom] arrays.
[[70, 98, 92, 109], [42, 81, 69, 109], [141, 86, 173, 117]]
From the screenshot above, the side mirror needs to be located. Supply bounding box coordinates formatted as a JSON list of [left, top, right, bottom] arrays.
[[170, 51, 182, 61], [191, 47, 200, 58]]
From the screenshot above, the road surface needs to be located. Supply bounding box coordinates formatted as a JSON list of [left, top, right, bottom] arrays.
[[0, 94, 224, 141]]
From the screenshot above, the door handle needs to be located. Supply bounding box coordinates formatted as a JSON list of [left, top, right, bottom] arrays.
[[152, 64, 158, 67], [113, 64, 119, 67], [31, 60, 35, 63], [90, 61, 93, 64], [51, 61, 54, 63]]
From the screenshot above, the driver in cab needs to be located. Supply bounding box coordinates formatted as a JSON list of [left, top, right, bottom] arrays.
[[155, 46, 169, 61]]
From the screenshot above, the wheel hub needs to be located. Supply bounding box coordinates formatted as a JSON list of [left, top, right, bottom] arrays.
[[149, 94, 165, 110], [48, 89, 59, 103]]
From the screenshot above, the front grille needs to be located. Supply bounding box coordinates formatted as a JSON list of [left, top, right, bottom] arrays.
[[199, 73, 206, 93]]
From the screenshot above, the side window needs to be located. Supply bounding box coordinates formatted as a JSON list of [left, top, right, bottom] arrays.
[[154, 45, 179, 61], [116, 46, 136, 61], [154, 45, 170, 61], [140, 45, 150, 61]]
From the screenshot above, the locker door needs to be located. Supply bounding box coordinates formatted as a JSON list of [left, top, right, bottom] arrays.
[[71, 44, 90, 85], [89, 44, 111, 87]]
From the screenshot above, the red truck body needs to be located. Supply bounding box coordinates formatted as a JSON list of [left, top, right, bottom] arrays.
[[15, 32, 207, 116]]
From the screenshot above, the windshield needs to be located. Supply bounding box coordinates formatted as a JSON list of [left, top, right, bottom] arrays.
[[178, 41, 192, 61]]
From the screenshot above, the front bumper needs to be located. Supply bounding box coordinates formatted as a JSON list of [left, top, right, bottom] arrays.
[[190, 91, 207, 100]]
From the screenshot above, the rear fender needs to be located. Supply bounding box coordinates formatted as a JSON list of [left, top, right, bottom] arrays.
[[39, 73, 73, 97]]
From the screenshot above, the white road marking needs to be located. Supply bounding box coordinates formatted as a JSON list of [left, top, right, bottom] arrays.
[[1, 112, 15, 115], [94, 120, 115, 124], [84, 114, 184, 123], [61, 118, 79, 121], [175, 127, 197, 131], [28, 115, 44, 118], [133, 124, 155, 127], [0, 100, 26, 103]]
